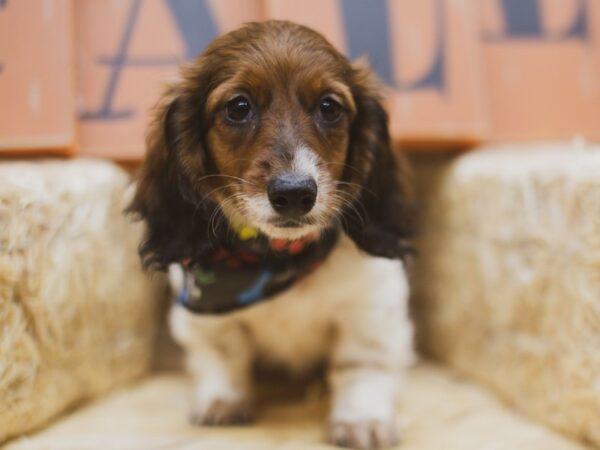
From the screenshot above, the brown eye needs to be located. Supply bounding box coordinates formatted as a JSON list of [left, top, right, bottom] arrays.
[[225, 96, 252, 123], [318, 97, 343, 124]]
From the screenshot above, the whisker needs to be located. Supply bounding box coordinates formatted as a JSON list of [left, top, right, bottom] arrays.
[[196, 174, 256, 186], [336, 181, 377, 197], [208, 203, 224, 241], [332, 192, 366, 228], [319, 161, 363, 176], [213, 193, 249, 239], [200, 183, 240, 202]]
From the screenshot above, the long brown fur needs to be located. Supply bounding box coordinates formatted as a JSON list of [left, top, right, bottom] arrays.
[[128, 20, 415, 271]]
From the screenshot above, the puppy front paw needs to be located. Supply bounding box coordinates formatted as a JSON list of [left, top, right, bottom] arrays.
[[190, 397, 254, 426], [327, 419, 400, 450]]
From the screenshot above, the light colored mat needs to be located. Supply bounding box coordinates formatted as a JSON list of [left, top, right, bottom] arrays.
[[4, 364, 587, 450]]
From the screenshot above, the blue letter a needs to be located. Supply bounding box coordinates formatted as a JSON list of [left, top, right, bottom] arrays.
[[81, 0, 218, 121]]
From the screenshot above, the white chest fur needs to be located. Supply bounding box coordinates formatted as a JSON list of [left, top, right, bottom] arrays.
[[169, 233, 414, 373], [168, 233, 414, 446]]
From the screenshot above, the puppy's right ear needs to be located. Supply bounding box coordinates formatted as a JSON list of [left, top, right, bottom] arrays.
[[127, 90, 214, 271]]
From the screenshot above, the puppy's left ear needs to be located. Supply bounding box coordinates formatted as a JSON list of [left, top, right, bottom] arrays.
[[341, 62, 416, 259]]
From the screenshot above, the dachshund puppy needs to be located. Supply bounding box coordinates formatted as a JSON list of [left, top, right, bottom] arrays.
[[129, 20, 415, 450]]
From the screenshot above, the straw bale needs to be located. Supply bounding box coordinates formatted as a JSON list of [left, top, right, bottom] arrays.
[[413, 142, 600, 447], [0, 159, 162, 443]]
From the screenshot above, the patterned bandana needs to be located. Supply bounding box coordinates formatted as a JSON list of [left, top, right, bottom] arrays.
[[175, 225, 339, 315]]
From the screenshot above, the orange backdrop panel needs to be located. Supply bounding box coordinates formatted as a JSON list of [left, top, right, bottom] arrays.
[[479, 0, 600, 141], [387, 0, 487, 146], [76, 0, 262, 161], [6, 0, 595, 161], [265, 0, 347, 51], [265, 0, 487, 148], [0, 0, 76, 155]]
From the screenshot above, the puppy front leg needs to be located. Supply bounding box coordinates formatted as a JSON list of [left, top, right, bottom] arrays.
[[170, 306, 254, 425], [327, 294, 413, 448], [328, 361, 402, 449]]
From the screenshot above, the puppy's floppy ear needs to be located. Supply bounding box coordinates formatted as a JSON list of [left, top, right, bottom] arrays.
[[341, 62, 416, 259], [127, 85, 218, 271]]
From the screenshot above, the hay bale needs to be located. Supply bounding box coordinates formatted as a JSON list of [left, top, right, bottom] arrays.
[[413, 141, 600, 447], [0, 160, 163, 443]]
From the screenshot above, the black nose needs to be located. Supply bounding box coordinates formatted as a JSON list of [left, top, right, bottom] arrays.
[[267, 174, 317, 218]]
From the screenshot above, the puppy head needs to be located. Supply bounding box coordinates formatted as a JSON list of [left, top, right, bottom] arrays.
[[129, 21, 414, 270]]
